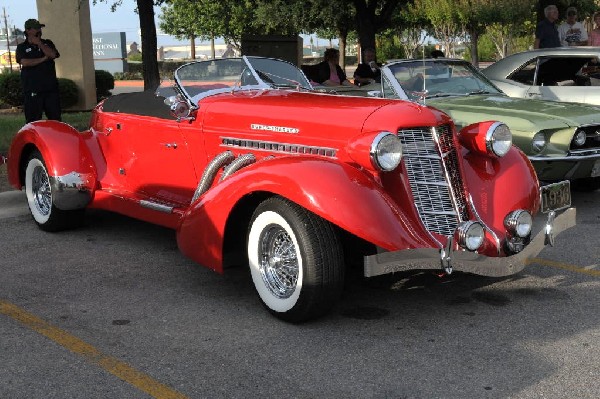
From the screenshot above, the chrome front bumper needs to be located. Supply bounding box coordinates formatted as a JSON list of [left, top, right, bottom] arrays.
[[364, 207, 576, 278]]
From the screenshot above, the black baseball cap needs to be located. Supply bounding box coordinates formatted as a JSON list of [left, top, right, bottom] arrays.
[[24, 19, 45, 30]]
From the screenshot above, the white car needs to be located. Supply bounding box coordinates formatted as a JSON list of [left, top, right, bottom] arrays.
[[482, 47, 600, 106]]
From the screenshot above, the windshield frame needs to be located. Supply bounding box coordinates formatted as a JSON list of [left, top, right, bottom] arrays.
[[172, 56, 313, 105], [380, 59, 505, 103]]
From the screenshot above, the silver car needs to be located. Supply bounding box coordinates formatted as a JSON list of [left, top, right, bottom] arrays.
[[482, 47, 600, 106]]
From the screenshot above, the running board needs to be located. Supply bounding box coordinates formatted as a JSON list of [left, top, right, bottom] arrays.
[[139, 200, 174, 213]]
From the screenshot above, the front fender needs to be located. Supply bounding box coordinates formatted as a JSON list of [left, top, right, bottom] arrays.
[[177, 157, 436, 273], [461, 145, 540, 254], [7, 121, 97, 209]]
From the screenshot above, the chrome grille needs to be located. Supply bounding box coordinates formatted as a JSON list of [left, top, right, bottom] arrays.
[[398, 125, 468, 236], [569, 125, 600, 151]]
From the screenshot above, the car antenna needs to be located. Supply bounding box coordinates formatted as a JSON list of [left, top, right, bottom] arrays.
[[422, 45, 427, 105]]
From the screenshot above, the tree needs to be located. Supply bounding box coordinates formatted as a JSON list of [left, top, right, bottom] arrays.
[[308, 0, 355, 67], [251, 0, 356, 66], [353, 0, 406, 53], [254, 0, 404, 65], [390, 1, 430, 59], [454, 0, 489, 67], [161, 0, 263, 57], [94, 0, 164, 91], [160, 0, 220, 59], [484, 0, 536, 59], [414, 0, 462, 57]]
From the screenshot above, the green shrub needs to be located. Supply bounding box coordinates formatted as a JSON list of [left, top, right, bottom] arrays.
[[58, 78, 79, 109], [95, 69, 115, 101], [128, 62, 144, 75], [0, 72, 23, 107], [0, 73, 80, 109], [113, 71, 143, 81], [123, 61, 191, 81], [128, 53, 142, 62]]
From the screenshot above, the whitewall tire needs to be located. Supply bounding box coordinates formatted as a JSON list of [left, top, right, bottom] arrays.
[[247, 197, 344, 322], [24, 151, 84, 231]]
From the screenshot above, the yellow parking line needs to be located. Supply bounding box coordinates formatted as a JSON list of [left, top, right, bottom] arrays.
[[527, 258, 600, 277], [0, 300, 188, 399]]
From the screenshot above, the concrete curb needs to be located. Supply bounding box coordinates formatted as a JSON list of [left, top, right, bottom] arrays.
[[0, 190, 29, 219]]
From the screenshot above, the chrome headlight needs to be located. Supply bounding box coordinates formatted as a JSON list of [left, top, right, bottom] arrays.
[[532, 131, 546, 153], [572, 130, 586, 147], [486, 122, 512, 157], [370, 132, 403, 171], [504, 210, 532, 238], [457, 221, 485, 251]]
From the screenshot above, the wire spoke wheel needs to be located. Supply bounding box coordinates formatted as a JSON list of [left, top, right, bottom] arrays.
[[31, 164, 52, 217], [259, 224, 299, 299], [24, 150, 85, 231]]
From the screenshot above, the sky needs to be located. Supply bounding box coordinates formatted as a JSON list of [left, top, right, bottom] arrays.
[[3, 0, 189, 46]]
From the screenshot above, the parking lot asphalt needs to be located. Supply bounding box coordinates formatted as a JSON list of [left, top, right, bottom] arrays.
[[0, 191, 28, 220], [0, 189, 599, 399]]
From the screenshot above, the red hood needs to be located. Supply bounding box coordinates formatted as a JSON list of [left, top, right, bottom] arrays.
[[199, 90, 449, 147]]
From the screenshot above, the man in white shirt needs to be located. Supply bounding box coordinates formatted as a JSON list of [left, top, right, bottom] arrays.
[[558, 6, 588, 46]]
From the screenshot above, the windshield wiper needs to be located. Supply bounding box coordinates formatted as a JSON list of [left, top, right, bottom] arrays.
[[467, 90, 492, 95], [425, 93, 467, 98], [255, 70, 275, 84]]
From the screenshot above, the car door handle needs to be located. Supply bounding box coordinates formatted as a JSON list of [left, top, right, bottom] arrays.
[[527, 92, 541, 97], [164, 143, 178, 149]]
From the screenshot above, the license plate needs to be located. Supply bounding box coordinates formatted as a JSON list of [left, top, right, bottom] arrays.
[[591, 159, 600, 177], [540, 181, 571, 213]]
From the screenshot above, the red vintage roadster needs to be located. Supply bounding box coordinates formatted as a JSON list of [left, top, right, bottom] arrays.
[[7, 57, 574, 321]]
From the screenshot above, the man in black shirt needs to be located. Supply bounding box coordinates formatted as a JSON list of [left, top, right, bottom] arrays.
[[353, 48, 381, 86], [16, 18, 61, 123], [534, 5, 561, 49]]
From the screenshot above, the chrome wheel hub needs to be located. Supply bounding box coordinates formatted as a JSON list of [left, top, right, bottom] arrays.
[[259, 224, 299, 299], [32, 165, 51, 216]]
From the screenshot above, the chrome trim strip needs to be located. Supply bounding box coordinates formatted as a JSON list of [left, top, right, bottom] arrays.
[[139, 200, 174, 213], [370, 131, 395, 171], [420, 210, 458, 216], [467, 193, 501, 255], [221, 137, 337, 158], [432, 126, 468, 223], [569, 123, 600, 129], [407, 154, 442, 160], [529, 152, 600, 161], [412, 180, 449, 187], [485, 121, 504, 156]]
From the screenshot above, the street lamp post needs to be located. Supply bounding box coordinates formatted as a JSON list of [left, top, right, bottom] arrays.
[[2, 8, 13, 71]]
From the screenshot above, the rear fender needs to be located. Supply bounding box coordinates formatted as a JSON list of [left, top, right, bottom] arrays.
[[177, 157, 435, 273], [7, 121, 97, 209]]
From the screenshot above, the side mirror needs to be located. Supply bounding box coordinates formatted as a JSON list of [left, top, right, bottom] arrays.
[[170, 100, 192, 119], [164, 95, 194, 120]]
